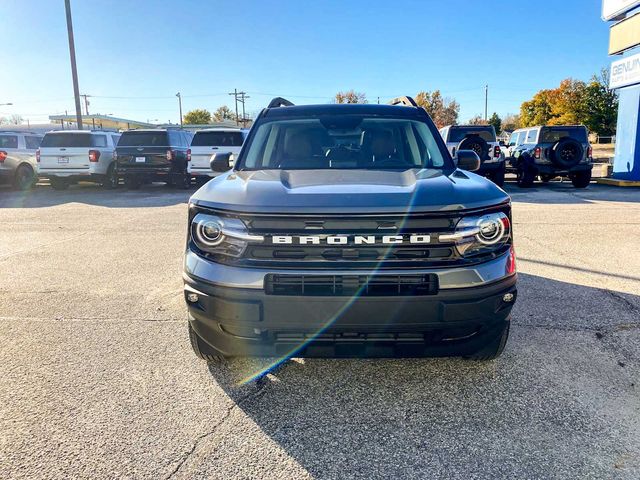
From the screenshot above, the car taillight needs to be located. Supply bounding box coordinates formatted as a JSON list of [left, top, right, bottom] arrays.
[[494, 145, 501, 158], [587, 146, 592, 158], [89, 150, 101, 162], [187, 148, 191, 162], [0, 150, 7, 163], [506, 245, 517, 275], [36, 148, 40, 162], [534, 147, 541, 159]]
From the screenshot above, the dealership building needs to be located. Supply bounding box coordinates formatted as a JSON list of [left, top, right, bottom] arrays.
[[605, 0, 640, 182]]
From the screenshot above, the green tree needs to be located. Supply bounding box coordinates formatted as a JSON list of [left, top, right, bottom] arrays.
[[183, 109, 212, 124], [583, 69, 618, 136], [213, 105, 236, 121], [488, 112, 502, 134], [334, 90, 368, 104], [414, 90, 459, 128]]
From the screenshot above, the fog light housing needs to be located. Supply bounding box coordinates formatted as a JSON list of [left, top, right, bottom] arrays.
[[502, 293, 514, 303], [186, 293, 199, 303]]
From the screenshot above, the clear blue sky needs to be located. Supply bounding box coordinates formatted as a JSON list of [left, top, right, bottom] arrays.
[[1, 0, 611, 124]]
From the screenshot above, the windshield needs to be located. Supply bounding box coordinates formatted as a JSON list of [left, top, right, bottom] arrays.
[[238, 116, 448, 170], [448, 127, 496, 143], [191, 131, 244, 147], [117, 131, 168, 147]]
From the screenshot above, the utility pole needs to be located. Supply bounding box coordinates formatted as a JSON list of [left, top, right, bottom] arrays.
[[484, 84, 488, 121], [229, 89, 239, 126], [238, 91, 250, 127], [80, 94, 91, 116], [64, 0, 83, 130], [176, 92, 183, 126]]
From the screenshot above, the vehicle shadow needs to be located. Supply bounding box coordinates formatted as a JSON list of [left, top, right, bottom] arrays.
[[204, 273, 640, 478], [0, 182, 196, 209], [502, 179, 640, 205]]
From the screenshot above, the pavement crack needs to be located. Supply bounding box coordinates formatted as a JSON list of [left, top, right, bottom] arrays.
[[601, 289, 640, 312], [164, 377, 268, 479]]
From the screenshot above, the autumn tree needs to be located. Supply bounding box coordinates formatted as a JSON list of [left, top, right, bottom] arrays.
[[501, 114, 521, 132], [414, 90, 459, 128], [213, 105, 236, 121], [488, 113, 502, 134], [468, 115, 488, 125], [183, 109, 212, 124], [334, 90, 368, 104]]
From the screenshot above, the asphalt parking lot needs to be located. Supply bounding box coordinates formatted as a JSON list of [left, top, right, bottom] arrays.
[[1, 180, 639, 479]]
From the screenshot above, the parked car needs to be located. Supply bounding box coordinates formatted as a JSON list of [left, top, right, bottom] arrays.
[[439, 125, 505, 186], [188, 128, 246, 184], [0, 130, 42, 190], [184, 96, 517, 363], [115, 128, 193, 189], [37, 130, 120, 190], [506, 125, 592, 188]]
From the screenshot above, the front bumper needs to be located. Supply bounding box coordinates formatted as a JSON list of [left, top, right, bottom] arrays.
[[184, 251, 517, 357]]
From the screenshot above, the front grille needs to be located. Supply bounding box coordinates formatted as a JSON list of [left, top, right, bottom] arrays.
[[265, 273, 439, 296]]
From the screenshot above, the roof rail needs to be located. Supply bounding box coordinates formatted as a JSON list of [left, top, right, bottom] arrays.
[[387, 96, 418, 107], [267, 97, 295, 108]]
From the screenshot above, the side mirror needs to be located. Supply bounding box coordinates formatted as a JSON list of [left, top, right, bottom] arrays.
[[454, 150, 481, 172], [210, 152, 233, 172]]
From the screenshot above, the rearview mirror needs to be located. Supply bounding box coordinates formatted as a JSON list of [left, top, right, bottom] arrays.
[[454, 150, 481, 172], [210, 152, 233, 172]]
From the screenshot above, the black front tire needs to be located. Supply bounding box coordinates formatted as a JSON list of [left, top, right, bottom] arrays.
[[50, 177, 70, 190], [14, 164, 36, 191], [180, 174, 192, 190], [570, 170, 592, 188], [516, 165, 535, 188], [465, 321, 510, 361], [188, 322, 226, 362], [103, 164, 119, 189]]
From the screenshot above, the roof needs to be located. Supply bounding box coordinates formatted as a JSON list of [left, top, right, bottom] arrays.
[[262, 103, 425, 118], [49, 114, 155, 130], [195, 127, 243, 132]]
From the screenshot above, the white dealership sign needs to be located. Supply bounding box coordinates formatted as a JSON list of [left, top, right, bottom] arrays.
[[610, 52, 640, 89], [602, 0, 640, 20]]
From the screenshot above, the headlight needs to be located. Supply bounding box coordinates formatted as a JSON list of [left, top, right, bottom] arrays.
[[191, 213, 263, 258], [440, 212, 510, 256]]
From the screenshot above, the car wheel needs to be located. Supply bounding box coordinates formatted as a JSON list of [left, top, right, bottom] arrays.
[[13, 164, 36, 191], [124, 176, 141, 190], [464, 321, 510, 361], [570, 170, 592, 188], [180, 174, 192, 190], [103, 164, 119, 189], [188, 322, 226, 362], [516, 165, 535, 188], [50, 177, 70, 190]]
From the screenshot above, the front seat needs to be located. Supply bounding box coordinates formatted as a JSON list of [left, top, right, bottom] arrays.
[[360, 128, 402, 167], [280, 131, 328, 169]]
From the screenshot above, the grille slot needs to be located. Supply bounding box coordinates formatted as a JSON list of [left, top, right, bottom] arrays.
[[265, 274, 439, 296]]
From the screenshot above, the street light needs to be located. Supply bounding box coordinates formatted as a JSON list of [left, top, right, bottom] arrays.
[[176, 92, 183, 126]]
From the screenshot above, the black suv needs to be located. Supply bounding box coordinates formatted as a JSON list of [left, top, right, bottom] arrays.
[[115, 128, 193, 189], [184, 97, 517, 363], [505, 125, 592, 188]]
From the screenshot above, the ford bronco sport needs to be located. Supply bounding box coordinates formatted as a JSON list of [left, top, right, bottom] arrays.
[[506, 125, 592, 188], [184, 97, 517, 362]]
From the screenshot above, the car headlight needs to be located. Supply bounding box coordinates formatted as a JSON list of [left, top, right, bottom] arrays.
[[439, 212, 510, 256], [191, 213, 263, 258]]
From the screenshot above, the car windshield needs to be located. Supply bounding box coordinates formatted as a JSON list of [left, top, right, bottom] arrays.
[[238, 116, 448, 170], [540, 127, 587, 143], [448, 127, 496, 143], [191, 131, 244, 147], [118, 131, 168, 147], [40, 133, 92, 148]]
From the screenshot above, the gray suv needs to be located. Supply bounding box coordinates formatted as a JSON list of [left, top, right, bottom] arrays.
[[0, 130, 42, 190], [505, 125, 592, 188]]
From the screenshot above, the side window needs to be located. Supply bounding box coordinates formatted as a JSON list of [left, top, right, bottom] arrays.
[[92, 135, 107, 148], [516, 131, 526, 145], [25, 136, 42, 149], [0, 135, 18, 149], [168, 130, 183, 146], [525, 129, 537, 143], [508, 132, 518, 146]]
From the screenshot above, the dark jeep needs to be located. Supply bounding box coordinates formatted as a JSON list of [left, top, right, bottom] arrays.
[[184, 97, 517, 363]]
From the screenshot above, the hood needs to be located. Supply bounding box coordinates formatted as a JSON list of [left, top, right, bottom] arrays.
[[190, 168, 510, 214]]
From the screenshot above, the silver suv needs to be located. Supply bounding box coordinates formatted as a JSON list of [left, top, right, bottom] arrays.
[[0, 130, 42, 190], [505, 125, 592, 188]]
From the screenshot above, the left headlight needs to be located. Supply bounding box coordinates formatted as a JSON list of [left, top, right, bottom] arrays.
[[440, 212, 511, 257], [191, 213, 263, 258]]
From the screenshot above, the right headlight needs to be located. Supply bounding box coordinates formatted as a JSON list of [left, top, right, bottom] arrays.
[[439, 212, 511, 257], [191, 213, 263, 258]]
